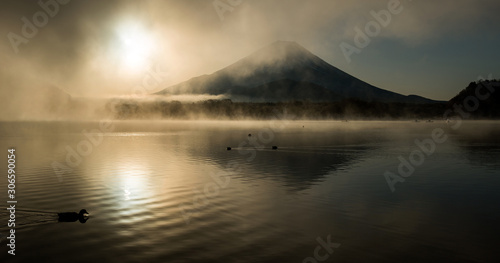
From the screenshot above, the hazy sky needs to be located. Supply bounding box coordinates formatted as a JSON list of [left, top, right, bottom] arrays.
[[1, 0, 499, 101]]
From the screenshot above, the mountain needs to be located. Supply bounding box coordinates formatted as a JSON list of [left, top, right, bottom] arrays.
[[156, 41, 437, 103], [448, 80, 500, 118]]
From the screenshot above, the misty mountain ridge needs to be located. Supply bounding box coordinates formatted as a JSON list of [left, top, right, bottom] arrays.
[[156, 41, 438, 103]]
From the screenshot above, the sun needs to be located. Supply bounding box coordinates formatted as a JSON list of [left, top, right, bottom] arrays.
[[116, 22, 155, 72]]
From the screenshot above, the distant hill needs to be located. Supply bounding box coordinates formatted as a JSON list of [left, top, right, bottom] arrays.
[[448, 80, 500, 118], [156, 41, 438, 104]]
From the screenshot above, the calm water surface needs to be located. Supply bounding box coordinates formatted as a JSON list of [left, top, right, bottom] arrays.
[[0, 120, 499, 262]]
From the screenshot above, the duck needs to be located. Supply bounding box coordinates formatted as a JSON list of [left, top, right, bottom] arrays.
[[58, 209, 89, 223], [272, 146, 278, 150]]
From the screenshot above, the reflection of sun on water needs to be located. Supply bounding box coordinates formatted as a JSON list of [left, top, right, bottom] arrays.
[[123, 187, 131, 200], [114, 161, 153, 227], [118, 161, 150, 201]]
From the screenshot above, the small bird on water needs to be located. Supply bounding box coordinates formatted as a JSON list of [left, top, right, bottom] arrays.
[[58, 209, 90, 223]]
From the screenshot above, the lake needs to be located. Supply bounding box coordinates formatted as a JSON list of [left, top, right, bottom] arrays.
[[1, 120, 499, 262]]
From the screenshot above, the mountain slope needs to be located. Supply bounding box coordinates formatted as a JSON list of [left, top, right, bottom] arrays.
[[156, 41, 437, 103], [448, 80, 500, 118]]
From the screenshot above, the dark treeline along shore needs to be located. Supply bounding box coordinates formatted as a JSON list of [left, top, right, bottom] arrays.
[[109, 99, 445, 120], [109, 80, 500, 120]]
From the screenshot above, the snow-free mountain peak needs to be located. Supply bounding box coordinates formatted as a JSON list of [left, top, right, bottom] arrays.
[[156, 41, 437, 103]]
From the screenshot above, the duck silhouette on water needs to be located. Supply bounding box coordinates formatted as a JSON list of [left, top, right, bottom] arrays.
[[58, 209, 90, 223]]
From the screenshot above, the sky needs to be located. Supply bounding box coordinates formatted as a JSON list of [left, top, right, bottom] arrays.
[[1, 0, 499, 102]]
